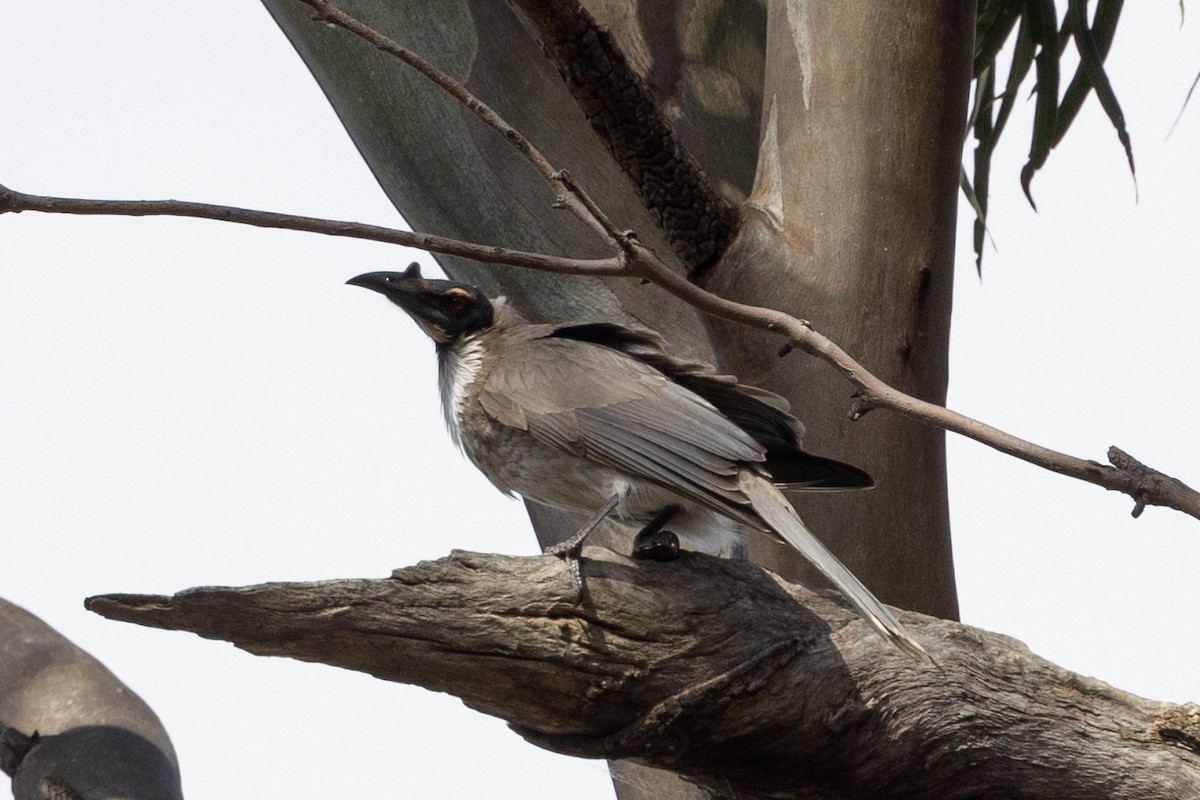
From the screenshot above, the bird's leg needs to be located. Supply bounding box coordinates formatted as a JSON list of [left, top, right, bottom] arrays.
[[632, 504, 681, 562], [544, 494, 619, 563], [543, 494, 621, 588]]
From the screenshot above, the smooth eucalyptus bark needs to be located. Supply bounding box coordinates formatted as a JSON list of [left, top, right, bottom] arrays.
[[701, 2, 974, 619], [262, 0, 711, 351]]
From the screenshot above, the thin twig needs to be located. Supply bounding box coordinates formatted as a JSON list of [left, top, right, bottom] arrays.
[[617, 242, 1200, 521], [0, 184, 622, 277]]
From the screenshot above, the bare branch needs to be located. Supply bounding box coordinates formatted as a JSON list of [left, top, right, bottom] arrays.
[[0, 183, 622, 277], [1107, 446, 1199, 518], [86, 549, 1200, 800], [0, 598, 183, 800]]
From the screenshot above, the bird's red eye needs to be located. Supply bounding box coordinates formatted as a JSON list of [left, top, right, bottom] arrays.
[[448, 295, 468, 313]]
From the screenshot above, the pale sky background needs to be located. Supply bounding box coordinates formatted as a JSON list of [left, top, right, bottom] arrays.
[[1, 3, 1198, 798]]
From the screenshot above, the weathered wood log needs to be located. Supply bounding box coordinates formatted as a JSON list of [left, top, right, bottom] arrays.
[[87, 549, 1199, 800], [0, 598, 182, 800]]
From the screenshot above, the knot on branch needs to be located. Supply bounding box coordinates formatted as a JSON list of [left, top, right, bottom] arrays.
[[1106, 446, 1200, 519]]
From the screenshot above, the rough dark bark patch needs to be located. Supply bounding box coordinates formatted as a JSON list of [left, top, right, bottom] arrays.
[[512, 0, 737, 271], [87, 548, 1200, 800]]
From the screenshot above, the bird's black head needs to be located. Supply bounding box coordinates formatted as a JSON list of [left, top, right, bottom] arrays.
[[347, 263, 494, 344]]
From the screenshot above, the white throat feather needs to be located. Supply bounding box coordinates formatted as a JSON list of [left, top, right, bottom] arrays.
[[438, 334, 485, 450]]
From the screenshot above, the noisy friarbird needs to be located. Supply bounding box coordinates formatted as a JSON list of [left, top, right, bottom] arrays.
[[348, 264, 926, 660]]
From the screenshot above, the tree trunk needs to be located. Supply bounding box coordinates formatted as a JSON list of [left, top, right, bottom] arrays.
[[700, 2, 973, 619]]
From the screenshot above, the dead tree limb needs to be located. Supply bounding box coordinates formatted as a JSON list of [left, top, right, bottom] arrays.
[[86, 548, 1200, 800]]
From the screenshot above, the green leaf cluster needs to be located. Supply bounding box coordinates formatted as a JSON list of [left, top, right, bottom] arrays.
[[966, 0, 1135, 272]]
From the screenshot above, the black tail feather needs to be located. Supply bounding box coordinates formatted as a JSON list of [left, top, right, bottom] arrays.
[[766, 451, 875, 489]]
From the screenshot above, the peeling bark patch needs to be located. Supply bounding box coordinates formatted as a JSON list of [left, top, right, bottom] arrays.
[[784, 0, 813, 110], [513, 0, 736, 270], [747, 94, 784, 229]]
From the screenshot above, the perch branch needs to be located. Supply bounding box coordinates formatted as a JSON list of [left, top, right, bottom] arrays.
[[86, 548, 1200, 800]]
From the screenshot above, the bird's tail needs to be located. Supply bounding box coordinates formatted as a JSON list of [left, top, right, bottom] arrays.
[[740, 473, 930, 663]]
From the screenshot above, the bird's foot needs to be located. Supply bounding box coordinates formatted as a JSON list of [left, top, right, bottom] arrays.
[[631, 504, 681, 562], [632, 528, 680, 561]]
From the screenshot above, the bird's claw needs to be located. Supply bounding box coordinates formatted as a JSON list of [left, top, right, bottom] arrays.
[[543, 537, 586, 595]]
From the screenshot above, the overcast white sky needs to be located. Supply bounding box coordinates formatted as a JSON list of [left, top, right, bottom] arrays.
[[1, 3, 1198, 798]]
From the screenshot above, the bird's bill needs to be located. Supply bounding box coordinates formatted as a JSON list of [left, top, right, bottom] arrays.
[[346, 266, 444, 326], [347, 264, 482, 343], [345, 264, 426, 309]]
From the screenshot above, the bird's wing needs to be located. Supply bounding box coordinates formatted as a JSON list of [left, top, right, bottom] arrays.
[[546, 323, 872, 489], [477, 336, 768, 514]]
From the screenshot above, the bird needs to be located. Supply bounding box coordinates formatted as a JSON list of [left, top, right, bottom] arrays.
[[348, 263, 927, 660]]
